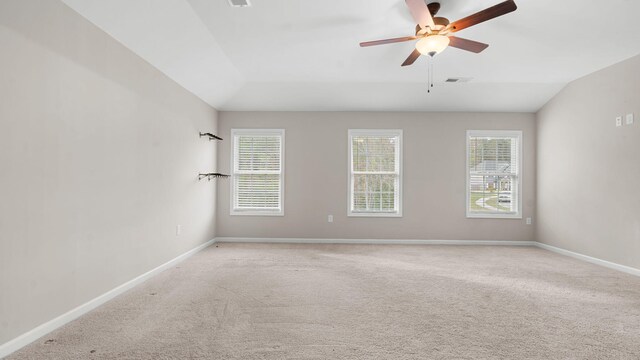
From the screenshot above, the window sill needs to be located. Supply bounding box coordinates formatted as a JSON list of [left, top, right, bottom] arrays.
[[466, 212, 522, 220], [230, 210, 284, 217], [348, 212, 403, 218]]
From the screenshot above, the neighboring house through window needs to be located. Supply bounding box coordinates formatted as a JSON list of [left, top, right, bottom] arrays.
[[466, 130, 522, 218], [231, 129, 284, 216]]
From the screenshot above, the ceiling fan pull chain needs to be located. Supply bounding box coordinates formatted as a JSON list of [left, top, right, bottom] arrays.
[[427, 57, 431, 93], [427, 57, 435, 93], [431, 61, 435, 89]]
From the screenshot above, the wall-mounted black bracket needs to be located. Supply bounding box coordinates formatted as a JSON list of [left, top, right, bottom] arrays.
[[199, 132, 223, 141], [198, 132, 226, 180], [198, 173, 230, 181]]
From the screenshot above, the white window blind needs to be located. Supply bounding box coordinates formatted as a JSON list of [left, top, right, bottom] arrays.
[[466, 130, 522, 218], [231, 129, 284, 215], [348, 129, 402, 217]]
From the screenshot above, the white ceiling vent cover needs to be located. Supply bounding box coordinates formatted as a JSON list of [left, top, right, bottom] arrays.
[[445, 77, 473, 83], [228, 0, 251, 7]]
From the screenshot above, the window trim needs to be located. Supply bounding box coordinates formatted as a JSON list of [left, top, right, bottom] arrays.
[[230, 128, 285, 216], [466, 130, 523, 219], [347, 129, 403, 218]]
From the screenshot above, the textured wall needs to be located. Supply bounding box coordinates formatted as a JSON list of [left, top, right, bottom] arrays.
[[217, 112, 536, 241], [0, 0, 218, 344], [537, 55, 640, 269]]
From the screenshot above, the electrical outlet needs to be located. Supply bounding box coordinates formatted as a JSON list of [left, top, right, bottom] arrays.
[[526, 217, 532, 225], [328, 215, 333, 223], [176, 225, 182, 236], [616, 116, 623, 127], [626, 113, 634, 125]]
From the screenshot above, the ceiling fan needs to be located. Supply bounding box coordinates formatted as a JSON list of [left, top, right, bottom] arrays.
[[360, 0, 517, 66]]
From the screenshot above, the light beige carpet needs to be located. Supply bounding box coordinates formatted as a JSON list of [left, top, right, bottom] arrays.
[[8, 243, 640, 359]]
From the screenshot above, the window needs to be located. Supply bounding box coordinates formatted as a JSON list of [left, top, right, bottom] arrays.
[[231, 129, 284, 216], [466, 130, 522, 219], [348, 129, 402, 217]]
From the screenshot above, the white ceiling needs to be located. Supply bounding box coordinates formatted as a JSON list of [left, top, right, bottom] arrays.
[[63, 0, 640, 112]]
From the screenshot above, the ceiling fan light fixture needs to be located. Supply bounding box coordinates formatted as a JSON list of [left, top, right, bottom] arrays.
[[416, 35, 450, 57]]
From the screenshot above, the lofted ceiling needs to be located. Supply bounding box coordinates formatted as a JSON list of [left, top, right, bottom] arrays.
[[62, 0, 640, 112]]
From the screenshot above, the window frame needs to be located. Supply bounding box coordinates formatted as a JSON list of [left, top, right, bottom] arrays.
[[230, 128, 285, 216], [347, 129, 403, 218], [466, 130, 523, 219]]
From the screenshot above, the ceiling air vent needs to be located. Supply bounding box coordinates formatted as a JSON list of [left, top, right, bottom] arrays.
[[445, 77, 473, 83], [228, 0, 251, 7]]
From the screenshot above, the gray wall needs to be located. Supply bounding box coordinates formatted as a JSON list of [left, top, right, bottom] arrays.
[[0, 0, 217, 344], [537, 54, 640, 269], [217, 112, 536, 241]]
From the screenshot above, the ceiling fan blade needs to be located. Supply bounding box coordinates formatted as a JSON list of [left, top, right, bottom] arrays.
[[405, 0, 436, 29], [448, 36, 489, 53], [360, 36, 417, 47], [401, 49, 421, 66], [448, 0, 517, 33]]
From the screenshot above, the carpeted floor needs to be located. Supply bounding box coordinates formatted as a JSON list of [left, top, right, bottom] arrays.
[[8, 243, 640, 359]]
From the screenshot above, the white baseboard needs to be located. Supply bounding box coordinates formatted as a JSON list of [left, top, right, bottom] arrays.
[[534, 242, 640, 277], [0, 239, 216, 359], [215, 237, 535, 246]]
